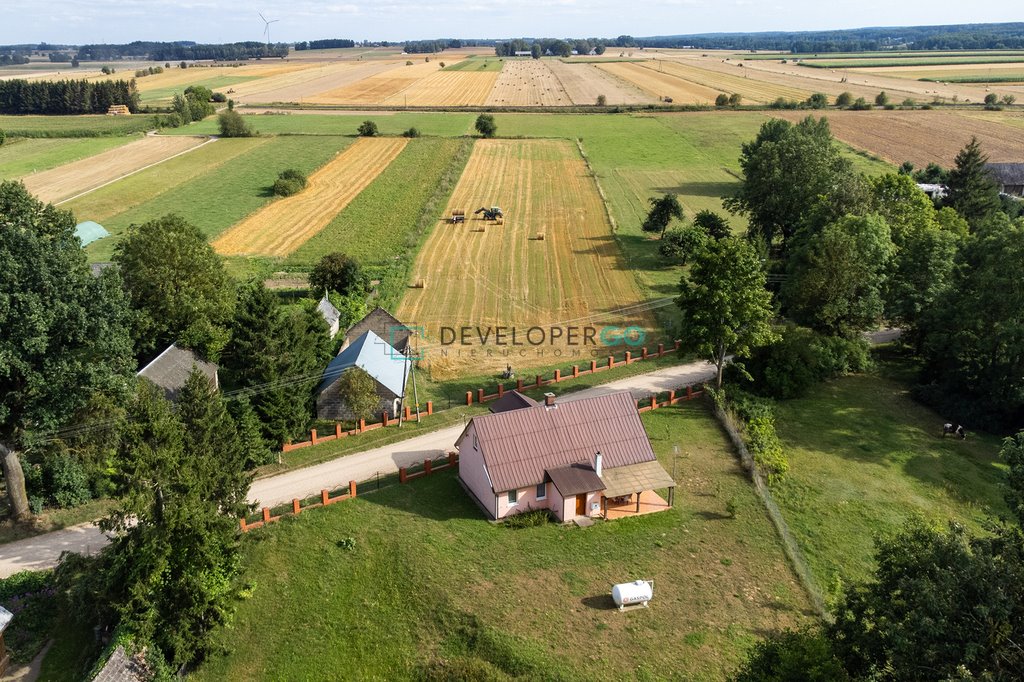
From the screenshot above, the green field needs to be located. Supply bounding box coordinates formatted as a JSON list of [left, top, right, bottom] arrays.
[[164, 112, 477, 137], [0, 136, 135, 178], [0, 114, 158, 137], [771, 354, 1007, 588], [920, 74, 1024, 83], [287, 137, 467, 266], [444, 57, 504, 72], [83, 135, 352, 262], [191, 403, 811, 681], [138, 74, 261, 103]]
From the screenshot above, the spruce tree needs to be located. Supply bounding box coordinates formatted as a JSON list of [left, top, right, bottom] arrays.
[[945, 137, 1001, 230]]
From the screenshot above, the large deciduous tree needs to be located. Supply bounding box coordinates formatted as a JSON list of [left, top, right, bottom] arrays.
[[782, 214, 894, 338], [676, 237, 778, 388], [113, 214, 234, 362], [641, 194, 684, 237], [945, 136, 1001, 230], [725, 116, 857, 251], [308, 252, 364, 298], [0, 181, 134, 519]]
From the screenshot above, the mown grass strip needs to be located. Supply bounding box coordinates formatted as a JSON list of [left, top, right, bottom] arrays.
[[160, 112, 476, 137], [0, 136, 135, 178], [0, 114, 158, 137], [86, 135, 353, 262]]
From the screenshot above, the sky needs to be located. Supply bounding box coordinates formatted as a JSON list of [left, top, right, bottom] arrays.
[[2, 0, 1020, 45]]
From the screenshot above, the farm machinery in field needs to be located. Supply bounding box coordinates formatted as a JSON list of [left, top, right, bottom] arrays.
[[474, 206, 504, 222]]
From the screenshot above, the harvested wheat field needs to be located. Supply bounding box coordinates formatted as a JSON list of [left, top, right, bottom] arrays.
[[230, 60, 401, 104], [643, 60, 810, 104], [383, 70, 499, 106], [308, 61, 451, 105], [486, 60, 572, 106], [774, 109, 1024, 166], [545, 60, 656, 105], [212, 137, 407, 257], [597, 62, 723, 104], [21, 135, 209, 204], [397, 139, 655, 378]]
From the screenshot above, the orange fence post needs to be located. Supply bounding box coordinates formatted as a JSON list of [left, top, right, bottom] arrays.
[[554, 369, 561, 382], [674, 340, 682, 351], [358, 419, 366, 433], [349, 480, 357, 498], [382, 412, 390, 427], [321, 489, 329, 505], [404, 405, 411, 420], [466, 391, 473, 405], [448, 451, 457, 467], [590, 360, 597, 373], [292, 499, 301, 515], [517, 378, 524, 391], [424, 458, 433, 475], [573, 365, 579, 378], [641, 347, 648, 360], [668, 389, 676, 404], [399, 468, 408, 484], [535, 375, 542, 387], [625, 351, 632, 365], [608, 356, 614, 369], [686, 385, 693, 400], [262, 507, 271, 523], [497, 384, 504, 397], [477, 388, 485, 404], [335, 423, 342, 438], [426, 401, 433, 415], [650, 394, 658, 409], [657, 343, 664, 357], [310, 429, 318, 445], [239, 518, 248, 532]]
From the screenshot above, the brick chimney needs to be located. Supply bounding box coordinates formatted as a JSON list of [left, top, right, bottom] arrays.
[[544, 392, 556, 408]]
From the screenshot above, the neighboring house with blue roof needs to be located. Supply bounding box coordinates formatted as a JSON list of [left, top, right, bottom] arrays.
[[74, 220, 110, 247], [316, 330, 410, 420]]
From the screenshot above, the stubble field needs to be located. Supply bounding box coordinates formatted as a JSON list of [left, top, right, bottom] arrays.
[[486, 60, 572, 106]]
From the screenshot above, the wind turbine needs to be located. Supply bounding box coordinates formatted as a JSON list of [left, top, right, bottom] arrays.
[[259, 12, 279, 54]]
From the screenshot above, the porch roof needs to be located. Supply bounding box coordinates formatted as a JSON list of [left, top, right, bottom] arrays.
[[547, 463, 605, 496], [601, 460, 675, 498]]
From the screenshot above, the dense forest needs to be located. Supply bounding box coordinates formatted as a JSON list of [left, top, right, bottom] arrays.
[[294, 39, 356, 50], [0, 79, 139, 114], [75, 41, 287, 61]]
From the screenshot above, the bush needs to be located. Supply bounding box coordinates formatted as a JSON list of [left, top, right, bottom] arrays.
[[728, 93, 742, 106], [596, 94, 607, 106], [730, 628, 848, 682], [402, 127, 421, 138], [217, 109, 254, 137], [211, 92, 227, 103], [835, 91, 853, 108], [747, 415, 788, 484], [503, 508, 552, 529], [805, 92, 828, 109], [849, 97, 872, 110], [272, 168, 308, 198], [0, 128, 5, 145], [357, 120, 378, 137], [715, 93, 729, 107], [875, 91, 889, 106], [475, 114, 497, 138], [45, 453, 92, 508]]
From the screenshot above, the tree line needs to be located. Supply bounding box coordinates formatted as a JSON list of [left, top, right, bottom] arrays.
[[0, 78, 139, 115], [494, 38, 607, 57], [76, 41, 287, 61], [294, 39, 356, 50]]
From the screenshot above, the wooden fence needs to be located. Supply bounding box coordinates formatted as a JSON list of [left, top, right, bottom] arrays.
[[240, 480, 358, 532], [282, 401, 435, 453], [635, 385, 704, 413], [399, 451, 459, 483]]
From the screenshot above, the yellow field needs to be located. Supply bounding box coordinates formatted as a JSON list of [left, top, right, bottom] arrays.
[[397, 139, 655, 378], [545, 60, 656, 105], [383, 70, 499, 106], [22, 135, 209, 204], [229, 61, 402, 104], [486, 60, 572, 106], [642, 60, 810, 103], [212, 137, 408, 257], [596, 62, 723, 103], [308, 61, 452, 105]]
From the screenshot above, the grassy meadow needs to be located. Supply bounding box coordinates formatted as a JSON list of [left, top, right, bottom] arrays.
[[163, 111, 478, 137], [0, 114, 158, 137], [0, 136, 136, 178], [192, 402, 812, 681]]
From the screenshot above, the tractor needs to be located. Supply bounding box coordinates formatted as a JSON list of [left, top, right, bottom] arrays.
[[474, 206, 504, 221]]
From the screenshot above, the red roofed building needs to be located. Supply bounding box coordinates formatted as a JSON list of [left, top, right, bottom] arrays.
[[456, 391, 675, 521]]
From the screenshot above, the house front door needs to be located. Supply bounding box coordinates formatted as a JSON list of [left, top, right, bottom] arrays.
[[575, 494, 586, 516]]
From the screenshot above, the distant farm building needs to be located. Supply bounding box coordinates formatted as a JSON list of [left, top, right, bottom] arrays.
[[74, 220, 110, 247], [316, 330, 409, 421], [317, 295, 341, 338], [457, 391, 675, 522], [106, 104, 131, 116], [916, 183, 947, 200], [137, 343, 219, 402], [985, 163, 1024, 197], [514, 51, 532, 57], [341, 307, 412, 353]]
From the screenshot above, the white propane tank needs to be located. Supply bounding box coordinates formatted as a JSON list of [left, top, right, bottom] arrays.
[[611, 580, 653, 610]]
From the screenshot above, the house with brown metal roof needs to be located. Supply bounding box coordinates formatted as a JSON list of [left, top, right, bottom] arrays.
[[456, 391, 675, 522]]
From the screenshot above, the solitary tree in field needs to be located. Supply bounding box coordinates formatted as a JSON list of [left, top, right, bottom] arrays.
[[874, 91, 889, 106], [805, 92, 828, 109], [531, 43, 542, 59], [336, 367, 381, 423], [357, 120, 379, 137], [596, 94, 607, 106], [835, 91, 853, 108], [676, 237, 777, 388], [475, 114, 497, 138], [715, 93, 729, 107], [642, 194, 684, 237], [0, 181, 134, 520], [218, 109, 254, 138]]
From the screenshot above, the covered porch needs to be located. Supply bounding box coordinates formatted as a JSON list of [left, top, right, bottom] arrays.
[[599, 460, 675, 520]]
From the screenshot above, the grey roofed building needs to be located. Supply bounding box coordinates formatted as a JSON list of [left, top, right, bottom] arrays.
[[137, 343, 219, 403], [317, 295, 341, 338], [488, 390, 540, 414], [985, 162, 1024, 197], [316, 330, 410, 421], [342, 307, 411, 353]]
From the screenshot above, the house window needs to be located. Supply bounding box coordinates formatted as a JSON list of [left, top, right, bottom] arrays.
[[536, 483, 547, 500], [507, 489, 518, 505]]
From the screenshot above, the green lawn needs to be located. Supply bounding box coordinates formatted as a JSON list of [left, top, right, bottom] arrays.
[[444, 58, 505, 72], [771, 354, 1008, 588], [0, 114, 158, 137], [0, 136, 136, 178], [84, 135, 352, 262], [163, 112, 477, 137], [191, 402, 812, 681]]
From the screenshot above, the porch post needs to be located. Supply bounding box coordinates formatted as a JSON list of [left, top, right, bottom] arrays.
[[636, 494, 640, 513]]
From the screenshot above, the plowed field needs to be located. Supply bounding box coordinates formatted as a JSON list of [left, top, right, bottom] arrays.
[[486, 61, 572, 106], [383, 70, 499, 106], [773, 109, 1024, 166], [212, 137, 407, 257], [596, 62, 722, 104], [21, 135, 208, 204], [397, 139, 655, 378], [545, 60, 656, 105]]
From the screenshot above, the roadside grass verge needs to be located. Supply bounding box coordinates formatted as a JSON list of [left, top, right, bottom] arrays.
[[0, 136, 136, 178], [191, 402, 813, 681], [84, 136, 352, 262], [0, 115, 158, 137], [0, 498, 115, 546], [770, 351, 1008, 589]]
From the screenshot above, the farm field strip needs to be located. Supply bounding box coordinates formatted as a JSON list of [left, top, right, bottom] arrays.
[[229, 60, 401, 104], [63, 137, 266, 225], [772, 109, 1024, 166], [544, 60, 657, 105], [397, 138, 654, 377], [485, 60, 573, 106], [20, 135, 208, 204], [801, 55, 1024, 68], [643, 60, 810, 103], [0, 114, 156, 137], [212, 137, 408, 257], [307, 61, 455, 105], [0, 136, 133, 179], [382, 70, 499, 106], [596, 61, 723, 103]]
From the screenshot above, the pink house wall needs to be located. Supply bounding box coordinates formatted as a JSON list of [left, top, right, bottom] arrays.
[[457, 423, 499, 519], [495, 480, 552, 519]]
